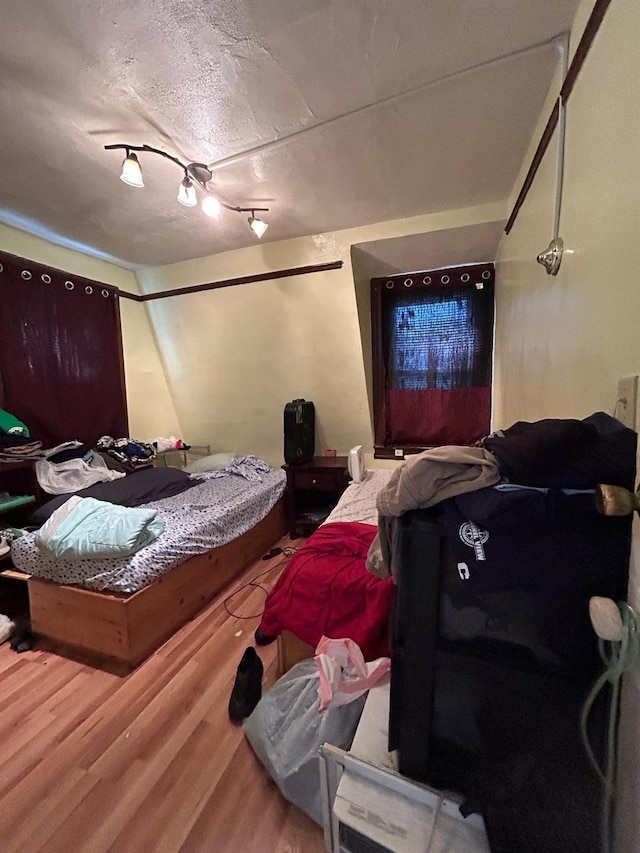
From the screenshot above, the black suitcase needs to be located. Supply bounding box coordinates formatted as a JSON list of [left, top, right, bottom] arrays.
[[283, 399, 315, 465]]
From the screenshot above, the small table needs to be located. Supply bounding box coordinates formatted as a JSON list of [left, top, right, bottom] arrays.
[[283, 456, 349, 538]]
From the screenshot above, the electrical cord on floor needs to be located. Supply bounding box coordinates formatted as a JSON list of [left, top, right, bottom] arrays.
[[580, 601, 640, 853], [223, 546, 297, 620]]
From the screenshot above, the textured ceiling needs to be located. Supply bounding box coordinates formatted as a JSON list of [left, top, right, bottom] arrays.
[[0, 0, 580, 268]]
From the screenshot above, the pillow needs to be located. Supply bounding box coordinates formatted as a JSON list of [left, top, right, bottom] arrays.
[[184, 452, 236, 474]]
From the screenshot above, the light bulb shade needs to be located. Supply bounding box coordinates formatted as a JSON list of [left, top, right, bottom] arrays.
[[177, 176, 197, 207], [120, 152, 144, 187], [201, 195, 221, 217], [248, 216, 268, 238]]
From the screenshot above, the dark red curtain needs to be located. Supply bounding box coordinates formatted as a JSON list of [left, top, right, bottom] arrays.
[[0, 251, 128, 449], [373, 264, 494, 450]]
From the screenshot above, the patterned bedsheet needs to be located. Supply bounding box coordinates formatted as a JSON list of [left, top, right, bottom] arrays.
[[323, 468, 392, 526], [12, 465, 286, 593]]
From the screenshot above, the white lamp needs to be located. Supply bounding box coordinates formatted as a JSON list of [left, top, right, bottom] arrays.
[[248, 215, 268, 238], [177, 175, 197, 207], [202, 195, 221, 217], [120, 152, 144, 187]]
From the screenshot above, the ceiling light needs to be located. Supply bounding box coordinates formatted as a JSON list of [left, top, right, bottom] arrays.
[[248, 215, 268, 238], [177, 175, 197, 207], [120, 152, 144, 187], [202, 195, 221, 217], [105, 142, 270, 231]]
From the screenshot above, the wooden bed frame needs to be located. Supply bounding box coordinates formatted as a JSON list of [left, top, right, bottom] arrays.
[[277, 630, 314, 675], [28, 497, 287, 672]]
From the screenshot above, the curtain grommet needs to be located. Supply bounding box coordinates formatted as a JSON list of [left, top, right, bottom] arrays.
[[482, 270, 491, 280], [101, 289, 110, 298], [21, 270, 32, 280], [403, 278, 413, 287], [65, 280, 75, 290], [422, 276, 431, 285], [441, 275, 450, 284], [461, 273, 470, 283], [385, 281, 394, 289], [85, 285, 93, 295], [41, 273, 52, 284]]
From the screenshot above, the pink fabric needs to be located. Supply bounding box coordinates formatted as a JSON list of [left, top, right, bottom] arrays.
[[314, 636, 390, 712], [258, 522, 395, 661]]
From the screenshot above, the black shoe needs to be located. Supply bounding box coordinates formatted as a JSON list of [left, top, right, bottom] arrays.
[[228, 647, 263, 723], [254, 626, 277, 646]]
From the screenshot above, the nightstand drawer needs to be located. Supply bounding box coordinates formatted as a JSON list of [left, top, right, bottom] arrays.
[[293, 471, 337, 491]]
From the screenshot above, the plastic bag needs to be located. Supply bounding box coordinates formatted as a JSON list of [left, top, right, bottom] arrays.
[[243, 658, 366, 824], [315, 635, 390, 711]]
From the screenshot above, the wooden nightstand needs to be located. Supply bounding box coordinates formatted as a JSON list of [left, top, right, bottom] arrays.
[[283, 456, 349, 538]]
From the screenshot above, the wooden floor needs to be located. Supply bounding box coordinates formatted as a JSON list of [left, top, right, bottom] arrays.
[[0, 536, 326, 853]]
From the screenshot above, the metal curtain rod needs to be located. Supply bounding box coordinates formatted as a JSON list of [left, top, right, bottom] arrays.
[[505, 0, 613, 234]]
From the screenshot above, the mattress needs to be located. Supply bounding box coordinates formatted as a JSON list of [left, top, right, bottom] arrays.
[[323, 468, 392, 526], [12, 467, 286, 593]]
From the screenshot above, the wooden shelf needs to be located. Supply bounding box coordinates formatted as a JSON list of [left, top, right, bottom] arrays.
[[0, 567, 30, 582]]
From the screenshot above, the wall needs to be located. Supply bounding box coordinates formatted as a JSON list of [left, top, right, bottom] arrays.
[[0, 222, 181, 441], [136, 202, 505, 467], [493, 1, 639, 851]]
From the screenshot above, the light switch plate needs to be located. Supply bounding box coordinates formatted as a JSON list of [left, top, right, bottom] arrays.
[[616, 375, 638, 429]]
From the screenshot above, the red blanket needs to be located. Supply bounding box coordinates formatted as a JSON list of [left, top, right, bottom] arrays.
[[259, 522, 395, 660]]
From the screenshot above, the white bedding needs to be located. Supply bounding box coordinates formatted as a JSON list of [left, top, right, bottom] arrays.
[[12, 465, 286, 593], [323, 469, 392, 527]]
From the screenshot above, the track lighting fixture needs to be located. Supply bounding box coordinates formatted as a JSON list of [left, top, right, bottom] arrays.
[[105, 143, 269, 237]]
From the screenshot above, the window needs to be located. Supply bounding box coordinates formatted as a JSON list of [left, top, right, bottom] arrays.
[[372, 264, 494, 457]]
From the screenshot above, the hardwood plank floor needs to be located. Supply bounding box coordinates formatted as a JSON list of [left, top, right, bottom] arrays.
[[0, 537, 326, 853]]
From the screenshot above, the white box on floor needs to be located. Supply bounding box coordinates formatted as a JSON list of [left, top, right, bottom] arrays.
[[320, 677, 490, 853]]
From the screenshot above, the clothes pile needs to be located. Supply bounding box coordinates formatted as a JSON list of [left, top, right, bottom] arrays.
[[0, 408, 42, 461], [36, 440, 126, 496], [367, 411, 637, 580], [96, 435, 157, 472]]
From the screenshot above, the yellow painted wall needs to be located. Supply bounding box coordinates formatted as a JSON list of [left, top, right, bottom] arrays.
[[0, 222, 181, 441], [135, 202, 505, 467], [494, 1, 639, 850]]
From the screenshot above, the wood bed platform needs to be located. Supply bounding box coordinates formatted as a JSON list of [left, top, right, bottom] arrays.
[[277, 630, 314, 676], [27, 498, 287, 673]]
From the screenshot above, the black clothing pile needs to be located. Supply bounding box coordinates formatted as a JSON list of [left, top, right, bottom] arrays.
[[96, 435, 156, 472]]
